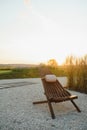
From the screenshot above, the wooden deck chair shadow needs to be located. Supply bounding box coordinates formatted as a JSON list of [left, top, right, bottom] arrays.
[[33, 75, 81, 119]]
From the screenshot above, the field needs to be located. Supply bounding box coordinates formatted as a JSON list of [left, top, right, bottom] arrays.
[[0, 67, 40, 79], [0, 70, 12, 74]]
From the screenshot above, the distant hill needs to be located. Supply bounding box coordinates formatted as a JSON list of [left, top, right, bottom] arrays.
[[0, 64, 39, 69]]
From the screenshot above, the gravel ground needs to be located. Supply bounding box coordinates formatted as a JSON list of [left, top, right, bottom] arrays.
[[0, 78, 87, 130]]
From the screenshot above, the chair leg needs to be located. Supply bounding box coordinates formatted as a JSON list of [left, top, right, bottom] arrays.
[[33, 100, 55, 119], [47, 100, 55, 119], [71, 100, 81, 112], [33, 100, 48, 104]]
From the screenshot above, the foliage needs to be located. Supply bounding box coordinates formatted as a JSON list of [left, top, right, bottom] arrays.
[[0, 67, 39, 79], [65, 55, 87, 94], [49, 66, 67, 76], [47, 59, 58, 68], [0, 65, 66, 79]]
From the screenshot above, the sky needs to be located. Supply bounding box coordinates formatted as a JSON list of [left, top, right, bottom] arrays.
[[0, 0, 87, 65]]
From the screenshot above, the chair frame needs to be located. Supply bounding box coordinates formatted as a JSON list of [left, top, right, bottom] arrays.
[[33, 77, 81, 119]]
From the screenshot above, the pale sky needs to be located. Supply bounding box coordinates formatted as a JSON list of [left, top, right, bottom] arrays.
[[0, 0, 87, 65]]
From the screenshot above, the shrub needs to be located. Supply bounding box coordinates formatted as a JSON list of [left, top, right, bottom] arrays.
[[65, 55, 87, 94]]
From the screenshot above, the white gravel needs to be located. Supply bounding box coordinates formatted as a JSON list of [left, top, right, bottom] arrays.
[[0, 78, 87, 130]]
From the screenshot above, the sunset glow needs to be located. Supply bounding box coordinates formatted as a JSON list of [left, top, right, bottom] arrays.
[[0, 0, 87, 65]]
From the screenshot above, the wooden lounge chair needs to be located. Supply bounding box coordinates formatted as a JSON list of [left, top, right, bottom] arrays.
[[33, 75, 81, 119]]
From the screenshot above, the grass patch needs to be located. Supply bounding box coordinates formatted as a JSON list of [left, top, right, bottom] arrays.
[[0, 70, 12, 74], [0, 67, 40, 79]]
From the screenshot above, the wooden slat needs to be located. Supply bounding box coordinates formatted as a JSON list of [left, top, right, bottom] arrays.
[[41, 78, 74, 102]]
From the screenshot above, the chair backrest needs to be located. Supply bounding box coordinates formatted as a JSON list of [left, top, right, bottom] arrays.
[[41, 78, 71, 99]]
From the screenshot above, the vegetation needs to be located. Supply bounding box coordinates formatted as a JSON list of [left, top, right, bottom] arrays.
[[0, 56, 87, 94], [0, 67, 40, 79], [0, 70, 12, 74], [65, 55, 87, 94], [0, 62, 66, 79]]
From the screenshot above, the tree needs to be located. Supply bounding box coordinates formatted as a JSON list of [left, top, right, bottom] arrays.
[[47, 59, 58, 68]]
